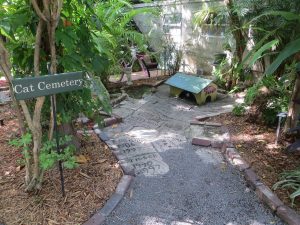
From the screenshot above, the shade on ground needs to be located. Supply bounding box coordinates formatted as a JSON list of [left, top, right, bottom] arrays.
[[100, 85, 285, 225]]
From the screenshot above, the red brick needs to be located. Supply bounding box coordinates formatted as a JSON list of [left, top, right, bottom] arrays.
[[192, 138, 211, 147]]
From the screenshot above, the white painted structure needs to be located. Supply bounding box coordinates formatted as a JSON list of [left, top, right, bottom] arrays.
[[134, 0, 228, 75]]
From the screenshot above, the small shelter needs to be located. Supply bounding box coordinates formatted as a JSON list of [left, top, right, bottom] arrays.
[[165, 72, 217, 105]]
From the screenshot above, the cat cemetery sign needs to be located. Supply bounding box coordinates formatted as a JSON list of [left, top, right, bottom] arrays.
[[12, 71, 84, 196], [12, 72, 84, 100]]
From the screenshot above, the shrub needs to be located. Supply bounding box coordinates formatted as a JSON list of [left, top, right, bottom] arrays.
[[244, 75, 290, 125], [232, 104, 246, 116]]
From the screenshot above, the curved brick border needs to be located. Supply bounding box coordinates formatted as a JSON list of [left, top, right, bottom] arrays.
[[83, 121, 134, 225], [222, 133, 300, 225], [191, 122, 300, 224]]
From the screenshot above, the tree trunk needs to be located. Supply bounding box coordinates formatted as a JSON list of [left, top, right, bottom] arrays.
[[224, 0, 246, 63], [224, 0, 247, 88], [1, 0, 63, 192], [284, 74, 300, 132]]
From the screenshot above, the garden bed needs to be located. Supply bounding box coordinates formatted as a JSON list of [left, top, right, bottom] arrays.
[[0, 104, 123, 224], [206, 113, 300, 212]]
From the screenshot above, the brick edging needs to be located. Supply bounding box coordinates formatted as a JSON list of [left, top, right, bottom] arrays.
[[83, 123, 134, 225], [82, 175, 134, 225], [103, 115, 122, 127], [222, 130, 300, 225]]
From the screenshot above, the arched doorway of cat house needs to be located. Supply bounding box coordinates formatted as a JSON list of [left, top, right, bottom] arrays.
[[206, 95, 212, 103], [179, 91, 197, 104]]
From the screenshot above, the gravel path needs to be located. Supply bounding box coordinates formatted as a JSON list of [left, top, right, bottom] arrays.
[[101, 85, 285, 225]]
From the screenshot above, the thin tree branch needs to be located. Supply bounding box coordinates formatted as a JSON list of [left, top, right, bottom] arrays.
[[33, 97, 45, 124], [34, 19, 44, 77], [42, 0, 50, 20], [56, 0, 63, 22], [31, 0, 48, 22], [47, 0, 63, 140], [19, 100, 34, 131]]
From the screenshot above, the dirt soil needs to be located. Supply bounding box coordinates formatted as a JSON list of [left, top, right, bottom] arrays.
[[0, 103, 123, 225], [206, 113, 300, 212]]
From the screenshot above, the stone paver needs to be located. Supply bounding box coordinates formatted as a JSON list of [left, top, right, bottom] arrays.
[[101, 85, 284, 225]]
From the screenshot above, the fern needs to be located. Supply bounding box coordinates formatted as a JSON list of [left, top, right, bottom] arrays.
[[273, 168, 300, 205]]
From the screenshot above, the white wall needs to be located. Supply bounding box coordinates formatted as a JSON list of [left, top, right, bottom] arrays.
[[134, 0, 227, 75]]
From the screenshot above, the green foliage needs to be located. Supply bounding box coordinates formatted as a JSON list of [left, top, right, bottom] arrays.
[[247, 39, 279, 68], [92, 0, 155, 74], [89, 75, 112, 115], [265, 38, 300, 75], [3, 0, 151, 126], [232, 104, 246, 116], [273, 168, 300, 205], [261, 96, 289, 125], [245, 76, 276, 105], [9, 133, 32, 160], [212, 60, 227, 88], [193, 4, 227, 27], [245, 74, 291, 125], [39, 135, 77, 170]]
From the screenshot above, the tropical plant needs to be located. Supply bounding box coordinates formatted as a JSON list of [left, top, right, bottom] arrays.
[[242, 9, 300, 130], [244, 74, 290, 125], [92, 0, 155, 80], [273, 168, 300, 205], [0, 0, 151, 192]]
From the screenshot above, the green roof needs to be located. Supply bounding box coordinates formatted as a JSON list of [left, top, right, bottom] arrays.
[[165, 72, 213, 94]]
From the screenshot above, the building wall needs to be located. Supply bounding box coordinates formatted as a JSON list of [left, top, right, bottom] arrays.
[[134, 0, 228, 75]]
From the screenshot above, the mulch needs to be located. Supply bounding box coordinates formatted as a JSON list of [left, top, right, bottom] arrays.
[[0, 103, 123, 225], [206, 113, 300, 212]]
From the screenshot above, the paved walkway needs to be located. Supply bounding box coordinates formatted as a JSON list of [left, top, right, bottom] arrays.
[[102, 85, 284, 225]]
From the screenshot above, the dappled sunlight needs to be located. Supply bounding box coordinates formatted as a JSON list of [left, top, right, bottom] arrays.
[[266, 143, 281, 150], [141, 216, 267, 225], [235, 98, 245, 104], [226, 222, 265, 225], [231, 133, 255, 143], [172, 104, 193, 111], [182, 7, 192, 20], [232, 133, 278, 151], [221, 104, 234, 109], [126, 128, 159, 142], [141, 216, 198, 225], [125, 127, 187, 150], [195, 148, 224, 165]]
